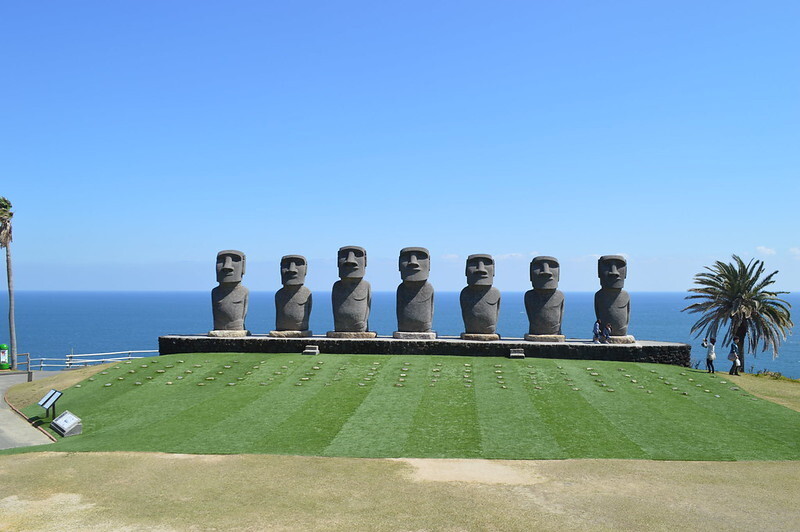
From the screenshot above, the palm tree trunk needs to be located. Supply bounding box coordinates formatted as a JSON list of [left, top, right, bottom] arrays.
[[5, 244, 15, 370], [736, 323, 747, 374]]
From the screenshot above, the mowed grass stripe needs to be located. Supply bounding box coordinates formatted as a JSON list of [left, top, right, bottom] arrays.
[[474, 360, 564, 458], [25, 358, 235, 451], [525, 359, 648, 459], [568, 362, 736, 460], [155, 356, 303, 452], [52, 354, 309, 452], [672, 371, 800, 460], [219, 355, 353, 454], [47, 361, 176, 433], [627, 364, 800, 460], [253, 355, 389, 455], [573, 362, 800, 461], [403, 358, 481, 458], [135, 355, 308, 452], [48, 360, 256, 451], [175, 358, 339, 453], [323, 357, 428, 457]]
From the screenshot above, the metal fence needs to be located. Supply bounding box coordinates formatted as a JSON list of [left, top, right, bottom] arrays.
[[29, 350, 159, 370]]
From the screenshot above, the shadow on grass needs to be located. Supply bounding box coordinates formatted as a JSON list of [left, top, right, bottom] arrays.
[[28, 415, 51, 428]]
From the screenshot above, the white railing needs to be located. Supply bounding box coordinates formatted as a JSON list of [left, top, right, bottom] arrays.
[[13, 353, 31, 371], [29, 350, 159, 370]]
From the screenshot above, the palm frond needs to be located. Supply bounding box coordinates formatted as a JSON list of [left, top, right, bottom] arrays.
[[682, 254, 793, 359]]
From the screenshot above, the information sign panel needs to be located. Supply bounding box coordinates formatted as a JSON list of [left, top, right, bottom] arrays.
[[51, 410, 82, 437], [38, 389, 62, 410]]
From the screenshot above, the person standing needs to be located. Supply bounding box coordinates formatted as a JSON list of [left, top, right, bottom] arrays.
[[727, 337, 740, 375], [601, 323, 612, 343], [702, 337, 717, 373], [592, 319, 602, 343]]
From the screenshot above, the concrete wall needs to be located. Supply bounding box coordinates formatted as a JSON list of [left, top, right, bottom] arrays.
[[159, 335, 691, 366]]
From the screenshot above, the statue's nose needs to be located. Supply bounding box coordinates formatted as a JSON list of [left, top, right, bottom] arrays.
[[407, 254, 420, 267], [222, 256, 234, 271], [542, 263, 551, 275], [287, 261, 298, 272], [345, 251, 358, 265]]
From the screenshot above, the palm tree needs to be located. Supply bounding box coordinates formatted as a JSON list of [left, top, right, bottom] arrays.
[[0, 197, 15, 369], [683, 254, 793, 373]]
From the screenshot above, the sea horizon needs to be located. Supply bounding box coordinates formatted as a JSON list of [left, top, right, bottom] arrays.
[[2, 291, 797, 379]]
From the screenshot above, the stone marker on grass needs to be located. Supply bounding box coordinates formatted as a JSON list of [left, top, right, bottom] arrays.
[[328, 246, 377, 338], [460, 254, 501, 340], [524, 256, 565, 342], [271, 255, 313, 337], [394, 247, 436, 339], [209, 250, 250, 337]]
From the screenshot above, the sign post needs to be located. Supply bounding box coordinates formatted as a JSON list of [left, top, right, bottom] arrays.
[[37, 389, 63, 419]]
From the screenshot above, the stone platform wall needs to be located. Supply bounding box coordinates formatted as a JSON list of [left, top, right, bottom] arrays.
[[159, 335, 691, 367]]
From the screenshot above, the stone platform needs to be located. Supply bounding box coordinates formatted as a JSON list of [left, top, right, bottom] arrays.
[[159, 335, 690, 366]]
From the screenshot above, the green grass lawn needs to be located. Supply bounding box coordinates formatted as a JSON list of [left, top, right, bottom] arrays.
[[9, 353, 800, 460]]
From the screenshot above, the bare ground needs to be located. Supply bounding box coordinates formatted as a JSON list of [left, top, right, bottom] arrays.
[[2, 452, 800, 531]]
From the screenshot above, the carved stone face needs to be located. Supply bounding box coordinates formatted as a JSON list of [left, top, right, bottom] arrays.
[[216, 250, 245, 283], [399, 247, 430, 282], [598, 255, 627, 289], [338, 246, 367, 279], [530, 256, 560, 290], [280, 255, 307, 286], [465, 254, 494, 286]]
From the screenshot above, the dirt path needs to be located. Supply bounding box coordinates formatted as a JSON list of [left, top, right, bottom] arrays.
[[2, 452, 799, 531]]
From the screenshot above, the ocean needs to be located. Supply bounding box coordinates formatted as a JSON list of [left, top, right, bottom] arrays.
[[2, 291, 798, 378]]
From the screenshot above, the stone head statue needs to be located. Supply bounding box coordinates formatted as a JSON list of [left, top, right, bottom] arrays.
[[273, 254, 312, 336], [530, 256, 560, 290], [465, 254, 494, 286], [216, 250, 245, 284], [598, 255, 627, 289], [211, 249, 249, 335], [399, 247, 430, 282], [525, 255, 564, 338], [338, 246, 367, 280], [280, 255, 307, 286]]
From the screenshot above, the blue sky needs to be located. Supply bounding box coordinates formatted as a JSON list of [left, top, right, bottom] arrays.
[[2, 1, 798, 292]]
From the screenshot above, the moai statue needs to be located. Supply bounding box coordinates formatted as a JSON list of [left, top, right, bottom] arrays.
[[460, 254, 501, 340], [209, 250, 250, 337], [594, 255, 634, 343], [327, 246, 376, 338], [524, 256, 565, 342], [270, 255, 313, 337], [393, 247, 435, 339]]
